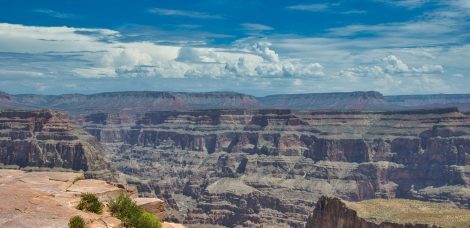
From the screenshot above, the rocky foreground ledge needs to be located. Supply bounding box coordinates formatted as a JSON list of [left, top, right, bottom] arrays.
[[0, 169, 184, 228], [306, 196, 470, 228]]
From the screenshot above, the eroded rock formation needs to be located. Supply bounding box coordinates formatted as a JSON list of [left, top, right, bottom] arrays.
[[0, 110, 115, 180], [81, 108, 470, 227], [305, 196, 470, 228]]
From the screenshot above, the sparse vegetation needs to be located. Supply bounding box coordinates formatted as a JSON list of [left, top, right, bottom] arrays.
[[68, 215, 86, 228], [109, 194, 162, 228], [135, 211, 162, 228], [76, 193, 103, 214], [72, 175, 84, 184]]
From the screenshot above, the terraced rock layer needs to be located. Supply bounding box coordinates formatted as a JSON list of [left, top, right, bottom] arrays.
[[0, 110, 110, 174], [82, 108, 470, 227]]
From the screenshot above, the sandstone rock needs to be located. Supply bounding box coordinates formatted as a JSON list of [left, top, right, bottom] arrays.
[[67, 179, 130, 202], [163, 222, 187, 228], [134, 197, 165, 221], [0, 169, 130, 228], [305, 196, 470, 228]]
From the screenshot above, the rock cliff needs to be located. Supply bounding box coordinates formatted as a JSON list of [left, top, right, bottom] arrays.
[[305, 196, 470, 228], [0, 110, 110, 175], [81, 108, 470, 227], [0, 169, 180, 228]]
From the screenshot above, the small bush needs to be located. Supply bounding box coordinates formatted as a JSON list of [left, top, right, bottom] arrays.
[[76, 193, 103, 214], [135, 211, 162, 228], [109, 194, 162, 228], [68, 215, 86, 228], [109, 194, 142, 225]]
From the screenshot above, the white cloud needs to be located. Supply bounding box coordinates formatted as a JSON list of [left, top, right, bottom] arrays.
[[240, 23, 273, 31], [148, 8, 223, 19], [376, 0, 429, 9], [383, 55, 444, 74], [382, 55, 411, 73], [33, 8, 77, 19], [250, 42, 280, 63], [0, 23, 324, 80], [338, 55, 444, 78]]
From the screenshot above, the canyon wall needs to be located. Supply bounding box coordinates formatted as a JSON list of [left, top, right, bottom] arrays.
[[81, 108, 470, 227], [0, 110, 111, 174]]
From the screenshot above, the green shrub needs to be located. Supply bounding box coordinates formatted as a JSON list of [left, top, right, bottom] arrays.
[[135, 211, 162, 228], [109, 194, 162, 228], [109, 194, 142, 224], [76, 193, 103, 214], [68, 215, 86, 228]]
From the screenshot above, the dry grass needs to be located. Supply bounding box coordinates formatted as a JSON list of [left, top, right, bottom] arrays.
[[345, 198, 470, 228]]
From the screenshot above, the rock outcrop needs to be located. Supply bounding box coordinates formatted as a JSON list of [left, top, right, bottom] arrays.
[[0, 169, 127, 228], [305, 196, 470, 228], [135, 197, 165, 221], [0, 169, 179, 228], [81, 108, 470, 227]]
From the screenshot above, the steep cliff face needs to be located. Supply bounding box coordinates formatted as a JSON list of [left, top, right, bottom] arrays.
[[81, 108, 470, 227], [0, 110, 110, 172], [305, 196, 470, 228]]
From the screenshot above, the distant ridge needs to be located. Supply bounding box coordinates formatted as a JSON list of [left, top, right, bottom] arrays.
[[1, 90, 470, 114]]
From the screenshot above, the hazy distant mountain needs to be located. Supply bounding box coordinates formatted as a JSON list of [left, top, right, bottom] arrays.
[[1, 91, 470, 114]]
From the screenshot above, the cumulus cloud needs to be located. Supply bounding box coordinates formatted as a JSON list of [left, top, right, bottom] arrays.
[[339, 55, 444, 78], [383, 55, 444, 74], [0, 23, 324, 80], [250, 42, 280, 62]]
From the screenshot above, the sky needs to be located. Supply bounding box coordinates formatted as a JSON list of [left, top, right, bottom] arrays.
[[0, 0, 469, 96]]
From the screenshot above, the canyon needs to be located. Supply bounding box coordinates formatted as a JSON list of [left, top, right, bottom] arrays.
[[0, 91, 469, 227], [81, 108, 469, 227]]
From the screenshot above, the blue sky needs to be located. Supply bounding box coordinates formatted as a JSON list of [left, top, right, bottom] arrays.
[[0, 0, 469, 95]]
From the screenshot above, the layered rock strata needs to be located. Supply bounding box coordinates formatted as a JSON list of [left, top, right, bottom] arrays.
[[81, 108, 470, 227], [0, 110, 111, 175]]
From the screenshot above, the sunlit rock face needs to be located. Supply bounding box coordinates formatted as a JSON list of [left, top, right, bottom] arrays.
[[81, 108, 470, 227], [305, 196, 470, 228]]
